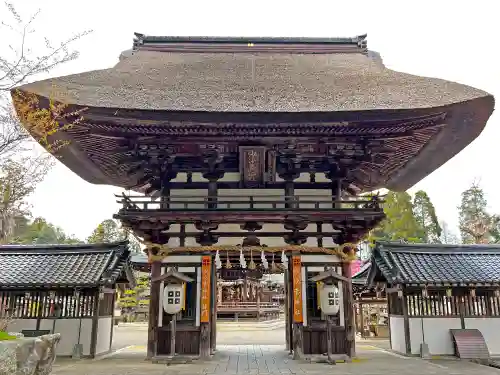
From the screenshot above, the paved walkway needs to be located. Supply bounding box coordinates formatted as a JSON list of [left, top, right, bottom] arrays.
[[52, 344, 500, 375]]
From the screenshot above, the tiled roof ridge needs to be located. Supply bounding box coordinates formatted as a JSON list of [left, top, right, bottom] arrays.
[[0, 241, 134, 289], [100, 245, 134, 287], [131, 33, 368, 55], [377, 241, 500, 254], [0, 240, 128, 255], [133, 32, 368, 46], [370, 242, 500, 285]]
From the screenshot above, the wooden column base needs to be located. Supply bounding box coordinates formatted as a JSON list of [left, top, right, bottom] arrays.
[[147, 261, 162, 360], [292, 323, 304, 360], [342, 262, 355, 358], [200, 322, 211, 359]]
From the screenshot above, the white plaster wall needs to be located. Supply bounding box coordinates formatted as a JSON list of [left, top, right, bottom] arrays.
[[464, 318, 500, 356], [301, 255, 341, 263], [389, 316, 406, 354], [96, 317, 113, 355], [6, 319, 37, 333], [11, 319, 93, 356], [54, 319, 93, 356], [408, 318, 461, 355]]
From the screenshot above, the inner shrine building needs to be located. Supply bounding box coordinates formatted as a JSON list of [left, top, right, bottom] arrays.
[[12, 34, 495, 361]]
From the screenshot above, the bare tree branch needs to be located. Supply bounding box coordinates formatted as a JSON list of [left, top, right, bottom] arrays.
[[0, 2, 92, 91], [0, 3, 90, 241]]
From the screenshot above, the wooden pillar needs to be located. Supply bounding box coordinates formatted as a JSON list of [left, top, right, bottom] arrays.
[[291, 255, 304, 359], [89, 290, 101, 358], [147, 260, 162, 360], [401, 289, 411, 355], [284, 269, 290, 351], [210, 256, 217, 353], [458, 292, 466, 329], [199, 256, 212, 359], [256, 285, 261, 321], [359, 302, 365, 338], [243, 275, 248, 302], [217, 283, 223, 305], [342, 262, 355, 358], [288, 260, 294, 354], [387, 296, 392, 349]]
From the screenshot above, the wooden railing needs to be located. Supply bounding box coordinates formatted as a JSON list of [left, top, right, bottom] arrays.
[[116, 194, 382, 211]]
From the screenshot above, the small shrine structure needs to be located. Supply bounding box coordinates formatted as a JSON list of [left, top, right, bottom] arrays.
[[352, 262, 388, 338], [366, 242, 500, 357], [0, 241, 135, 358]]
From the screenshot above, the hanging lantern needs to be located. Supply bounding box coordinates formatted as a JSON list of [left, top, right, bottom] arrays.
[[446, 289, 452, 297], [225, 251, 232, 269], [422, 287, 428, 298], [470, 288, 476, 298], [495, 289, 500, 298]]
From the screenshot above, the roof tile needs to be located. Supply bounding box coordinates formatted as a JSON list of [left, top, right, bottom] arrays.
[[0, 242, 134, 289], [371, 242, 500, 285]]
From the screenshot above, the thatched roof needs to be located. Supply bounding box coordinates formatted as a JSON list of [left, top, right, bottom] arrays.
[[10, 35, 495, 193], [13, 46, 491, 113]]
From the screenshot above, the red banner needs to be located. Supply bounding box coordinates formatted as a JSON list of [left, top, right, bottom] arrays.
[[200, 256, 211, 323], [292, 256, 303, 323]]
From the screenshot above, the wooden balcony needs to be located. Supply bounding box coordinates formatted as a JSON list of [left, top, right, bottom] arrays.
[[117, 194, 382, 212], [115, 194, 384, 224]]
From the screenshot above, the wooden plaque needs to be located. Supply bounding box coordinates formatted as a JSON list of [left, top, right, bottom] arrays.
[[239, 146, 266, 187], [266, 150, 277, 182], [292, 256, 303, 323], [200, 256, 211, 323]]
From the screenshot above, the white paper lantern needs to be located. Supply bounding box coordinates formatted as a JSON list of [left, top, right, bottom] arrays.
[[163, 284, 184, 315], [319, 284, 340, 315]]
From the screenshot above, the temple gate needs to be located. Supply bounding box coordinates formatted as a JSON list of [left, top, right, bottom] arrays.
[[11, 33, 494, 362]]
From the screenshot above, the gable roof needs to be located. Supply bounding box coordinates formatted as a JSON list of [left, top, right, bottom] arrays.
[[369, 242, 500, 286], [0, 241, 135, 289]]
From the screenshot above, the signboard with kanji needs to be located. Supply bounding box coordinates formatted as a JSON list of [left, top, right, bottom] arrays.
[[292, 256, 303, 323], [200, 256, 211, 323]]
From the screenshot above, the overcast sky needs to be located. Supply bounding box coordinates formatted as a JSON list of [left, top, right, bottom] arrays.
[[7, 0, 499, 240]]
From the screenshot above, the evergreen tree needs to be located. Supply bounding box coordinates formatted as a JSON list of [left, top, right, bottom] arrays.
[[487, 215, 500, 243], [87, 219, 126, 243], [87, 219, 143, 252], [369, 191, 423, 243], [413, 190, 442, 243], [458, 183, 493, 244], [10, 216, 81, 244]]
